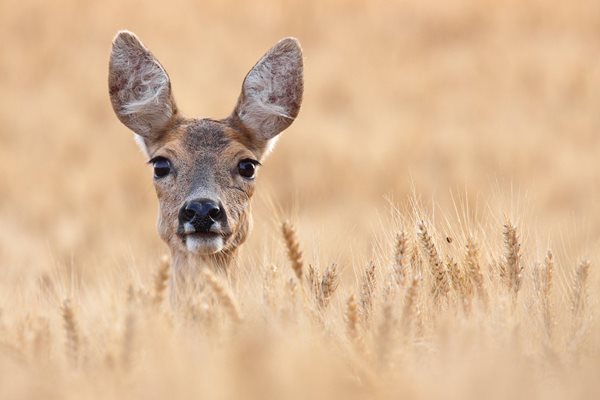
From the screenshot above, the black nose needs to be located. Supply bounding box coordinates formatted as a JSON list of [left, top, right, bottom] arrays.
[[179, 199, 223, 232]]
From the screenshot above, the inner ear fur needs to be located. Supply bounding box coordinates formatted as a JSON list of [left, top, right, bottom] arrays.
[[108, 31, 178, 140], [230, 37, 304, 147]]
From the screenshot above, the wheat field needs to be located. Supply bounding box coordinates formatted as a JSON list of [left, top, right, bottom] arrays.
[[1, 0, 600, 398]]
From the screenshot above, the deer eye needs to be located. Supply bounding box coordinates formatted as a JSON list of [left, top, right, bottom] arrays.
[[238, 159, 259, 179], [150, 156, 171, 179]]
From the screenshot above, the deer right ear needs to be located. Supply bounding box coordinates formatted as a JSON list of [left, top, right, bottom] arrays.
[[230, 38, 303, 151], [108, 31, 177, 140]]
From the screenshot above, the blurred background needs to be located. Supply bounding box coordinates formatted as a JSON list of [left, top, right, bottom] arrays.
[[1, 0, 599, 284]]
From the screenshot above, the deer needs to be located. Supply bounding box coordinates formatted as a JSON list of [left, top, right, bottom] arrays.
[[108, 31, 303, 296]]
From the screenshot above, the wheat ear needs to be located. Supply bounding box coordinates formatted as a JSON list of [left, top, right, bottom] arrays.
[[401, 276, 420, 333], [61, 299, 79, 367], [465, 238, 488, 307], [282, 221, 304, 281], [571, 260, 590, 318], [153, 255, 170, 306], [534, 250, 554, 340], [393, 231, 409, 284], [418, 222, 449, 302], [500, 222, 523, 296], [345, 294, 360, 345], [359, 262, 377, 323], [202, 269, 242, 324], [319, 264, 339, 309]]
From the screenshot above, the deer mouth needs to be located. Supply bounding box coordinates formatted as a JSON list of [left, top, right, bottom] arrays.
[[182, 231, 225, 254]]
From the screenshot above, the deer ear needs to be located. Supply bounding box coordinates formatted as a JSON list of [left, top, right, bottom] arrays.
[[108, 31, 177, 140], [231, 38, 303, 146]]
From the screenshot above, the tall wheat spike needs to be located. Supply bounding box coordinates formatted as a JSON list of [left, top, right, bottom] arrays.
[[500, 222, 523, 296], [417, 222, 450, 302], [319, 264, 339, 309], [533, 251, 554, 339], [409, 243, 423, 276], [282, 221, 304, 281], [153, 255, 170, 306], [446, 256, 464, 295], [465, 238, 487, 306], [401, 276, 420, 333], [345, 294, 360, 347], [121, 286, 136, 370], [377, 291, 396, 366], [306, 264, 321, 300], [202, 269, 242, 324], [61, 299, 79, 367], [359, 262, 377, 323], [571, 260, 590, 318], [393, 231, 409, 285]]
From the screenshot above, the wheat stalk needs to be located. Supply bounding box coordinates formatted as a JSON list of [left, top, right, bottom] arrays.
[[500, 222, 523, 296], [202, 269, 242, 324], [61, 299, 79, 367], [571, 260, 590, 318], [393, 231, 409, 285], [446, 256, 464, 295], [319, 264, 339, 309], [121, 286, 136, 371], [282, 221, 304, 281], [359, 262, 377, 323], [465, 238, 488, 307], [534, 250, 554, 339], [417, 222, 449, 302], [306, 264, 320, 300], [409, 243, 423, 275], [345, 294, 360, 345], [153, 254, 170, 306], [401, 276, 420, 333], [376, 292, 395, 366]]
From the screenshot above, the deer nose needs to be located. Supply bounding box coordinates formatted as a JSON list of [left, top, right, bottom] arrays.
[[179, 199, 223, 232]]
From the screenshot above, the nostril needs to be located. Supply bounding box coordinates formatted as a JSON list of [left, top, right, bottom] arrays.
[[208, 205, 222, 221], [182, 208, 196, 222], [180, 206, 197, 224]]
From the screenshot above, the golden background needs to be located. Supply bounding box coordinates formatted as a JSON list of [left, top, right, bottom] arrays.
[[0, 0, 599, 398]]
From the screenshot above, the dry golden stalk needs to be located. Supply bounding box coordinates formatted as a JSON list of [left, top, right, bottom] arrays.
[[31, 318, 51, 360], [409, 243, 423, 275], [360, 262, 377, 323], [345, 294, 360, 343], [571, 260, 590, 318], [446, 257, 464, 296], [393, 231, 409, 284], [534, 250, 554, 339], [202, 269, 242, 324], [465, 238, 487, 305], [153, 254, 170, 306], [417, 222, 449, 302], [306, 264, 321, 299], [401, 276, 420, 332], [319, 264, 339, 309], [376, 297, 395, 366], [121, 286, 136, 370], [262, 265, 278, 311], [500, 222, 523, 295], [282, 221, 304, 281], [61, 299, 79, 367]]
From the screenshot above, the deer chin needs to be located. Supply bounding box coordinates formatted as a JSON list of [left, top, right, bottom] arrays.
[[184, 233, 224, 254]]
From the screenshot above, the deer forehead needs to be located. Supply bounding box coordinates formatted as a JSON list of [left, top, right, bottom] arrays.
[[149, 118, 256, 195]]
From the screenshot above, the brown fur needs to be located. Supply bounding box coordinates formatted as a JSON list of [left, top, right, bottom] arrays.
[[108, 31, 303, 288]]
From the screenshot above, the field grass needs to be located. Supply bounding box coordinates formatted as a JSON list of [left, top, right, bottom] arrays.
[[1, 0, 600, 398]]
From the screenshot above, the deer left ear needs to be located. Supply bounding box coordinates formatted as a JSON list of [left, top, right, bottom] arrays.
[[109, 31, 177, 141], [230, 38, 303, 149]]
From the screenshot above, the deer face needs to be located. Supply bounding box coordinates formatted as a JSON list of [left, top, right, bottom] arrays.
[[108, 32, 303, 260]]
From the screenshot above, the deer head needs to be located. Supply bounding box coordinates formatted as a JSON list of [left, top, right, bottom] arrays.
[[108, 31, 303, 273]]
